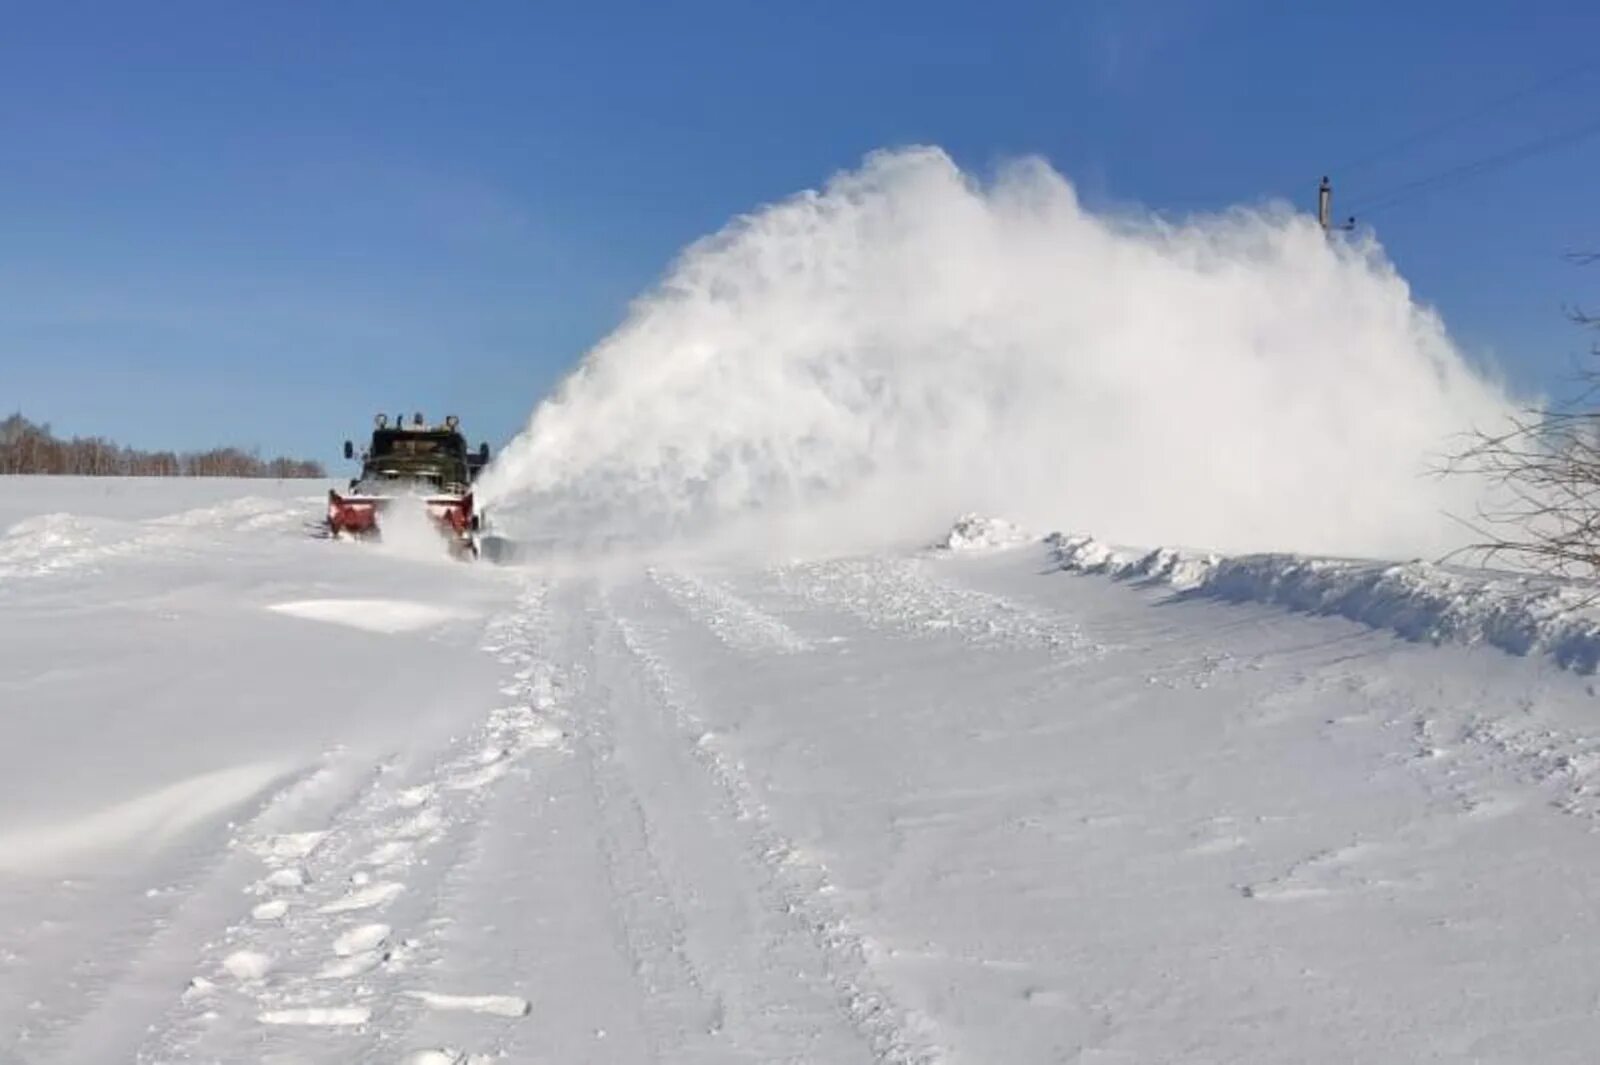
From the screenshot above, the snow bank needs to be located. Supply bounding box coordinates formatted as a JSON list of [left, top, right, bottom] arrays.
[[1049, 533, 1221, 591], [1050, 532, 1600, 673], [931, 513, 1033, 552], [0, 475, 323, 530]]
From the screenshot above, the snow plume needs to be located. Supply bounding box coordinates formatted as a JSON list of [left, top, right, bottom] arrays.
[[479, 146, 1515, 559], [372, 492, 456, 564]]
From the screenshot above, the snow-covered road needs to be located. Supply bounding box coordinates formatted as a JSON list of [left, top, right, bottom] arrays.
[[4, 478, 1600, 1063]]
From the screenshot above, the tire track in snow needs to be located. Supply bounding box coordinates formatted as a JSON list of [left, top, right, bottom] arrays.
[[136, 581, 562, 1065], [767, 555, 1101, 658], [604, 581, 946, 1065], [391, 578, 755, 1062], [646, 567, 812, 655], [395, 581, 666, 1063], [558, 586, 740, 1060]]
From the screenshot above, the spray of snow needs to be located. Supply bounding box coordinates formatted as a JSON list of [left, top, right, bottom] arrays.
[[372, 492, 457, 565], [479, 146, 1515, 559]]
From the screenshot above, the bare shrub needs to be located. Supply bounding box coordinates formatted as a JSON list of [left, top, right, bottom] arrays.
[[1447, 280, 1600, 576]]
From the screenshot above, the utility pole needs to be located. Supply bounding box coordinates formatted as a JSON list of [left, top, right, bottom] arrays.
[[1318, 176, 1355, 234]]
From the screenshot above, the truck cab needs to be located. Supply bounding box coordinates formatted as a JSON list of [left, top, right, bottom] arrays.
[[328, 413, 492, 556], [343, 414, 490, 491]]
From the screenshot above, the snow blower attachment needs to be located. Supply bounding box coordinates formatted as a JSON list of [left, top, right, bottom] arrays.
[[327, 412, 491, 558]]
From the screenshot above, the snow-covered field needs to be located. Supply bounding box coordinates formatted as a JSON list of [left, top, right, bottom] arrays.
[[5, 478, 1600, 1063]]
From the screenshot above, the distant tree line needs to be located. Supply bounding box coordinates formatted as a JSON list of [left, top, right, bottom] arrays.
[[0, 413, 325, 478]]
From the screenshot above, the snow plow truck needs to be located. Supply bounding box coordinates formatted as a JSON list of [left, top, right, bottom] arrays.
[[327, 413, 490, 558]]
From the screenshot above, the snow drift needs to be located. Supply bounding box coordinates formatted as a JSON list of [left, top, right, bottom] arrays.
[[480, 146, 1513, 559], [1049, 530, 1600, 674]]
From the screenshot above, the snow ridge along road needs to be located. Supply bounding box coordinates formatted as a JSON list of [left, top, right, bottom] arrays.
[[1051, 528, 1600, 674], [7, 480, 1600, 1062]]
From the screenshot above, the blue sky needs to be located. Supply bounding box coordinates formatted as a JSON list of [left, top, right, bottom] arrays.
[[3, 0, 1599, 464]]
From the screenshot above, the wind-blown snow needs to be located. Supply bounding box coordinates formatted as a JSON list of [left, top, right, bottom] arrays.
[[480, 146, 1512, 559], [269, 598, 476, 634], [0, 763, 288, 873]]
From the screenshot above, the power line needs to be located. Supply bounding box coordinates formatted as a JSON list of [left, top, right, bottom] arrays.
[[1345, 113, 1600, 217], [1334, 58, 1600, 176]]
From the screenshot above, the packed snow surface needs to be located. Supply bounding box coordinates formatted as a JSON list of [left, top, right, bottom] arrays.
[[6, 478, 1600, 1063]]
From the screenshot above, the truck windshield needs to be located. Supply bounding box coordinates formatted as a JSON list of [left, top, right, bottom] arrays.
[[371, 432, 462, 458]]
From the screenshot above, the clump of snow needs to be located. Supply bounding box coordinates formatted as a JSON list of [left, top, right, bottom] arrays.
[[251, 899, 289, 921], [932, 514, 1033, 552], [1052, 533, 1600, 672], [182, 976, 216, 1001], [401, 1052, 467, 1065], [248, 830, 328, 862], [222, 950, 274, 981], [404, 990, 531, 1018], [257, 1006, 371, 1026], [259, 867, 308, 890], [402, 1051, 498, 1065], [317, 880, 404, 913], [333, 923, 390, 957], [1048, 534, 1219, 591]]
